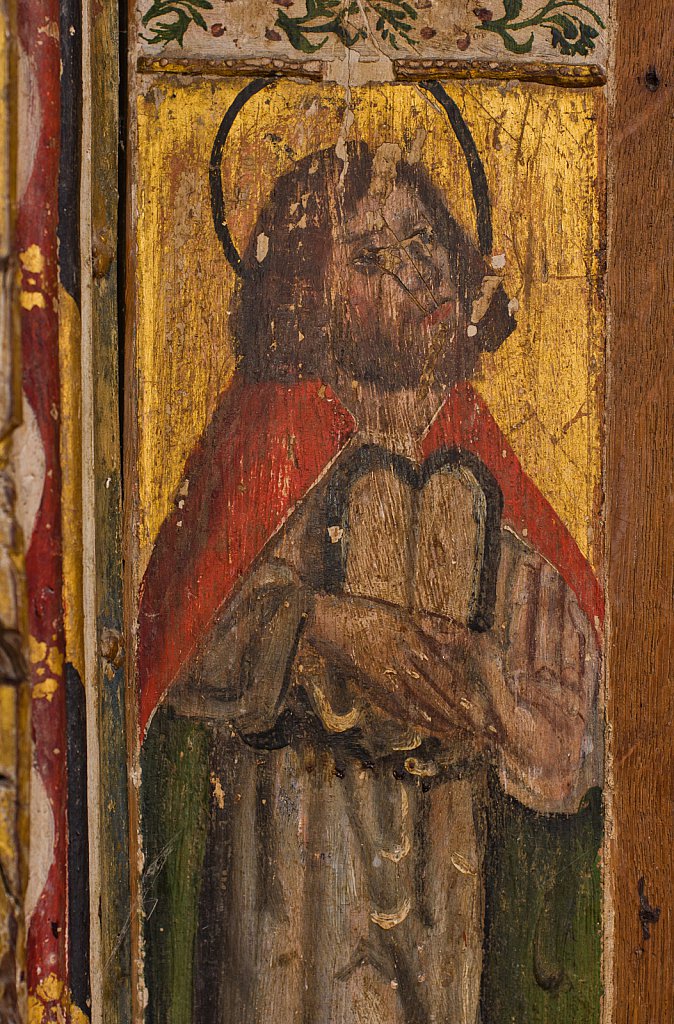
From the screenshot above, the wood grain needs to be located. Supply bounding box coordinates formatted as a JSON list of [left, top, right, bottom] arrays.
[[83, 0, 132, 1016], [607, 2, 674, 1020]]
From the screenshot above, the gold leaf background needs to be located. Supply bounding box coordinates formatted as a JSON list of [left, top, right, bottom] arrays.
[[133, 79, 603, 578]]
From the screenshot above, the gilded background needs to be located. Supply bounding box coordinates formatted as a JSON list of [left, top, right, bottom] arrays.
[[133, 79, 603, 578]]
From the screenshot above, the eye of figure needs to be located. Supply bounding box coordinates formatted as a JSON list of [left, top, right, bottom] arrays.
[[351, 245, 401, 276], [349, 226, 437, 278]]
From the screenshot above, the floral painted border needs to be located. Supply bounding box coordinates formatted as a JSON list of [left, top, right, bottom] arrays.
[[473, 1, 604, 57], [141, 0, 604, 60]]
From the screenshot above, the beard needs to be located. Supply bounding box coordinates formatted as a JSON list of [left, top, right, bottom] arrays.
[[329, 321, 481, 392]]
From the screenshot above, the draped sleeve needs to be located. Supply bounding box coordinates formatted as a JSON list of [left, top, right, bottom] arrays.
[[167, 559, 313, 737]]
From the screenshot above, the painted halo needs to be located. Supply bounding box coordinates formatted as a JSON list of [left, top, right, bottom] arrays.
[[209, 78, 494, 278]]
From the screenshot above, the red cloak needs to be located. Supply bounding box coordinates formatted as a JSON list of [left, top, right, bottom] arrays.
[[137, 378, 603, 740]]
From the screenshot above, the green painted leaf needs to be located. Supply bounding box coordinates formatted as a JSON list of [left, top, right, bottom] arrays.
[[272, 0, 421, 51], [399, 2, 418, 18], [502, 0, 523, 18], [188, 7, 208, 30], [549, 12, 579, 38], [142, 0, 213, 44], [276, 10, 329, 51], [478, 0, 603, 57], [497, 26, 534, 51]]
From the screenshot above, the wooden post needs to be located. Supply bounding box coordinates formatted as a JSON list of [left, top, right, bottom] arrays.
[[607, 4, 674, 1021]]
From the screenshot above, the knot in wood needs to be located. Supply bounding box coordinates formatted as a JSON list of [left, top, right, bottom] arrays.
[[100, 627, 124, 671], [92, 231, 114, 279]]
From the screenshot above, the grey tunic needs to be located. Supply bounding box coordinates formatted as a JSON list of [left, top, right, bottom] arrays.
[[168, 444, 601, 1024]]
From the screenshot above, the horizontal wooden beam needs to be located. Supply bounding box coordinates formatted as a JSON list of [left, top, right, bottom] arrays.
[[137, 54, 607, 87], [136, 55, 324, 80], [394, 59, 607, 87]]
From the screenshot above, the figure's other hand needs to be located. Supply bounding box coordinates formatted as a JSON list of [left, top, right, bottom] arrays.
[[306, 593, 496, 742], [456, 547, 602, 813]]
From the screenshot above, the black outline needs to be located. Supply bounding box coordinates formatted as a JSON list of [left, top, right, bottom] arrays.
[[209, 78, 494, 275], [419, 80, 493, 257], [65, 663, 91, 1013], [58, 0, 91, 1008], [323, 444, 503, 632], [209, 77, 277, 277]]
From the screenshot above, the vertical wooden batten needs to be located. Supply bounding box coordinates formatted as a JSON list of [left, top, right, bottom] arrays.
[[80, 0, 132, 1016], [607, 3, 674, 1021], [57, 0, 92, 1018]]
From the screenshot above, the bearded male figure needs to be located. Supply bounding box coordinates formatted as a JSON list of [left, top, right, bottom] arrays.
[[137, 128, 602, 1024]]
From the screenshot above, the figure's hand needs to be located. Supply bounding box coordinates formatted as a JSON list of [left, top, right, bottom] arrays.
[[306, 592, 496, 741]]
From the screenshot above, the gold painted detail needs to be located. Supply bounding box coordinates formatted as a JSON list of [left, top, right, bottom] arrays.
[[391, 732, 421, 752], [20, 291, 46, 311], [58, 285, 84, 679], [380, 834, 411, 863], [404, 756, 438, 778], [32, 678, 59, 702], [19, 245, 45, 275], [29, 636, 64, 676], [394, 58, 606, 86], [29, 636, 63, 701], [370, 897, 412, 930], [451, 853, 478, 876], [28, 974, 89, 1024], [307, 681, 361, 733], [19, 246, 47, 311], [137, 56, 324, 79], [137, 55, 607, 88]]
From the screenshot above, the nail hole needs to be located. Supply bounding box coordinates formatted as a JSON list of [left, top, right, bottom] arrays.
[[645, 66, 660, 92]]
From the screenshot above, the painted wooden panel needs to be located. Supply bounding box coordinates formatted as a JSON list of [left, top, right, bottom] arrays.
[[128, 73, 604, 1022], [15, 0, 674, 1017], [11, 0, 674, 1020]]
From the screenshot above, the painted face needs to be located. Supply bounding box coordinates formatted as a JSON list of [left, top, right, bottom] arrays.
[[331, 182, 474, 388]]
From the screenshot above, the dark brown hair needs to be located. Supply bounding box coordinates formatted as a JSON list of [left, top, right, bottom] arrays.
[[234, 141, 514, 384]]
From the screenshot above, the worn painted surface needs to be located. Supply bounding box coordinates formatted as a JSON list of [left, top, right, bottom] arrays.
[[15, 0, 72, 1016], [134, 0, 609, 70], [129, 72, 604, 1022], [7, 0, 92, 1018], [6, 0, 674, 1019], [134, 80, 603, 574], [0, 3, 31, 1018]]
